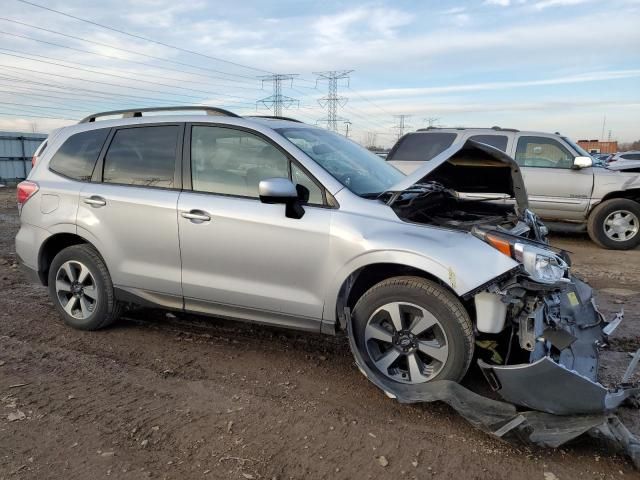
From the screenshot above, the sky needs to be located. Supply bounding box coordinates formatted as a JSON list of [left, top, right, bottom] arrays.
[[0, 0, 639, 147]]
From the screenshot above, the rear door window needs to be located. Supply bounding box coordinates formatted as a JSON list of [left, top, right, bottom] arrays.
[[103, 126, 180, 188], [621, 153, 640, 160], [469, 135, 508, 152], [49, 129, 109, 181], [388, 133, 457, 161]]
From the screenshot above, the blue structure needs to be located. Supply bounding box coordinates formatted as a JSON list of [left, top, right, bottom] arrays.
[[0, 131, 47, 183]]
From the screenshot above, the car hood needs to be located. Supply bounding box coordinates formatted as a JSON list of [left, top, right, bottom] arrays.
[[386, 139, 529, 211], [606, 160, 640, 172]]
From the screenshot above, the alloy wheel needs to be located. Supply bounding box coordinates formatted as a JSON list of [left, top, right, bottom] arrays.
[[604, 210, 639, 242], [55, 260, 98, 320], [364, 302, 449, 384]]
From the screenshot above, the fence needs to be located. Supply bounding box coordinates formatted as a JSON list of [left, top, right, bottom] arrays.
[[0, 132, 47, 184]]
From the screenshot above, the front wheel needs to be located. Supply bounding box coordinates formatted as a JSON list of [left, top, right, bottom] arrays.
[[48, 244, 121, 330], [587, 199, 640, 250], [351, 276, 474, 386]]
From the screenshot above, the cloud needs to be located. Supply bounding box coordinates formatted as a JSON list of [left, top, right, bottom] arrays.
[[312, 7, 413, 41], [356, 69, 640, 99], [532, 0, 592, 9], [484, 0, 512, 6]]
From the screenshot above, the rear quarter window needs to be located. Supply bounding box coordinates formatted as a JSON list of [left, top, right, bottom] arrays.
[[388, 133, 457, 161], [468, 135, 508, 152], [49, 129, 110, 181]]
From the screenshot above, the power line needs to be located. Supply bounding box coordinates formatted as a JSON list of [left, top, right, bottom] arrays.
[[0, 50, 258, 101], [0, 100, 88, 113], [0, 17, 259, 82], [257, 74, 299, 116], [16, 0, 273, 75], [0, 34, 264, 90], [346, 86, 395, 117], [314, 70, 353, 132], [0, 74, 185, 105], [0, 111, 77, 120], [0, 63, 259, 104]]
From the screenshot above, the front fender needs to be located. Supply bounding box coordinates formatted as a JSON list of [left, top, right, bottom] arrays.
[[322, 226, 518, 323]]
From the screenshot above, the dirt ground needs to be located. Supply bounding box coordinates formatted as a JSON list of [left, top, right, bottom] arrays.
[[1, 185, 639, 480]]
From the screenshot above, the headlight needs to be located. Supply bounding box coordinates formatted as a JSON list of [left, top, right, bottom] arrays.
[[513, 243, 569, 284], [478, 230, 569, 284]]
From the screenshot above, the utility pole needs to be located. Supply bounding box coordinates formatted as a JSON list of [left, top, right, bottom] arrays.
[[393, 115, 412, 139], [600, 115, 606, 142], [257, 74, 299, 117], [344, 121, 352, 138], [314, 70, 353, 132]]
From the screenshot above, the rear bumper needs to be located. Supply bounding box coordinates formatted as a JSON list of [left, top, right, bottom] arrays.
[[17, 255, 43, 284], [15, 222, 50, 285]]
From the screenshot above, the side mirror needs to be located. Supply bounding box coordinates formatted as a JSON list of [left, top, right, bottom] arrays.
[[258, 177, 305, 219], [573, 156, 593, 169]]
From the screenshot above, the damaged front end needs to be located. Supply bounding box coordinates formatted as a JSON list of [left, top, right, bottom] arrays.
[[472, 256, 639, 415], [353, 139, 640, 466], [383, 139, 639, 416]]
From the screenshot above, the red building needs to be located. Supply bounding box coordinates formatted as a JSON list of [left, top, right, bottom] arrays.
[[577, 139, 618, 154]]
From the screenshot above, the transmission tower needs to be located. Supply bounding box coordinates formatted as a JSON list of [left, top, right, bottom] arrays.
[[257, 74, 299, 116], [314, 70, 353, 132], [424, 117, 441, 128], [393, 115, 412, 139]]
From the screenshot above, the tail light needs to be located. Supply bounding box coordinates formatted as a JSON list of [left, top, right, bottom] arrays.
[[17, 180, 39, 207]]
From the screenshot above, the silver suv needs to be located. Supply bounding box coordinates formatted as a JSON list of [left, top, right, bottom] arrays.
[[15, 107, 634, 414], [387, 128, 640, 250]]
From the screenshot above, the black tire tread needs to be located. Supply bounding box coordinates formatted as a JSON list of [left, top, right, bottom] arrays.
[[587, 198, 640, 250], [48, 244, 122, 330], [353, 276, 474, 381]]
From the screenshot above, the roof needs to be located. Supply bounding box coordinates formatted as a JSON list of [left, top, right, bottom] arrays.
[[412, 127, 561, 137], [55, 113, 313, 138]]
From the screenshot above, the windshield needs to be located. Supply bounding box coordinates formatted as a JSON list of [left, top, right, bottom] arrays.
[[561, 136, 605, 166], [561, 136, 592, 158], [276, 127, 405, 197]]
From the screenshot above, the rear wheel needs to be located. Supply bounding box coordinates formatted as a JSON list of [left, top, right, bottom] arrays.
[[48, 244, 121, 330], [351, 276, 474, 385], [587, 198, 640, 250]]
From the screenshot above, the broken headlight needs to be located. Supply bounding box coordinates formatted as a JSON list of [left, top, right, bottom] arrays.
[[477, 230, 570, 284], [513, 243, 569, 284]]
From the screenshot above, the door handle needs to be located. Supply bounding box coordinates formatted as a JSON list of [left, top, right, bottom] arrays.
[[83, 196, 106, 207], [181, 210, 211, 222]]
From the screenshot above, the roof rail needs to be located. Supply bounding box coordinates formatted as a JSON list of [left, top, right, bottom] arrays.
[[79, 106, 240, 124], [246, 115, 304, 123], [415, 126, 521, 132]]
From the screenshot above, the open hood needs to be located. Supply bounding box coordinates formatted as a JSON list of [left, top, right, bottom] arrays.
[[387, 139, 529, 211]]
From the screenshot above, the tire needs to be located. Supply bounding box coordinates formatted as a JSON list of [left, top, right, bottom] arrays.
[[47, 244, 121, 330], [587, 198, 640, 250], [351, 276, 474, 385]]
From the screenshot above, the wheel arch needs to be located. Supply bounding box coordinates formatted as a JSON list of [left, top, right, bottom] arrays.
[[38, 231, 106, 286], [325, 257, 467, 334], [592, 189, 640, 212]]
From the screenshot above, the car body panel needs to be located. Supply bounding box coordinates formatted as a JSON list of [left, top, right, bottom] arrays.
[[178, 190, 332, 323], [320, 187, 520, 325], [76, 183, 183, 296]]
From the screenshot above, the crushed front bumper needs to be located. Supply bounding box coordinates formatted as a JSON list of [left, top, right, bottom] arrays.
[[346, 274, 640, 467], [478, 276, 639, 415]]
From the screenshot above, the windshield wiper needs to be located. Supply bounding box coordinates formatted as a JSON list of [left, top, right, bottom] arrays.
[[360, 192, 383, 199]]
